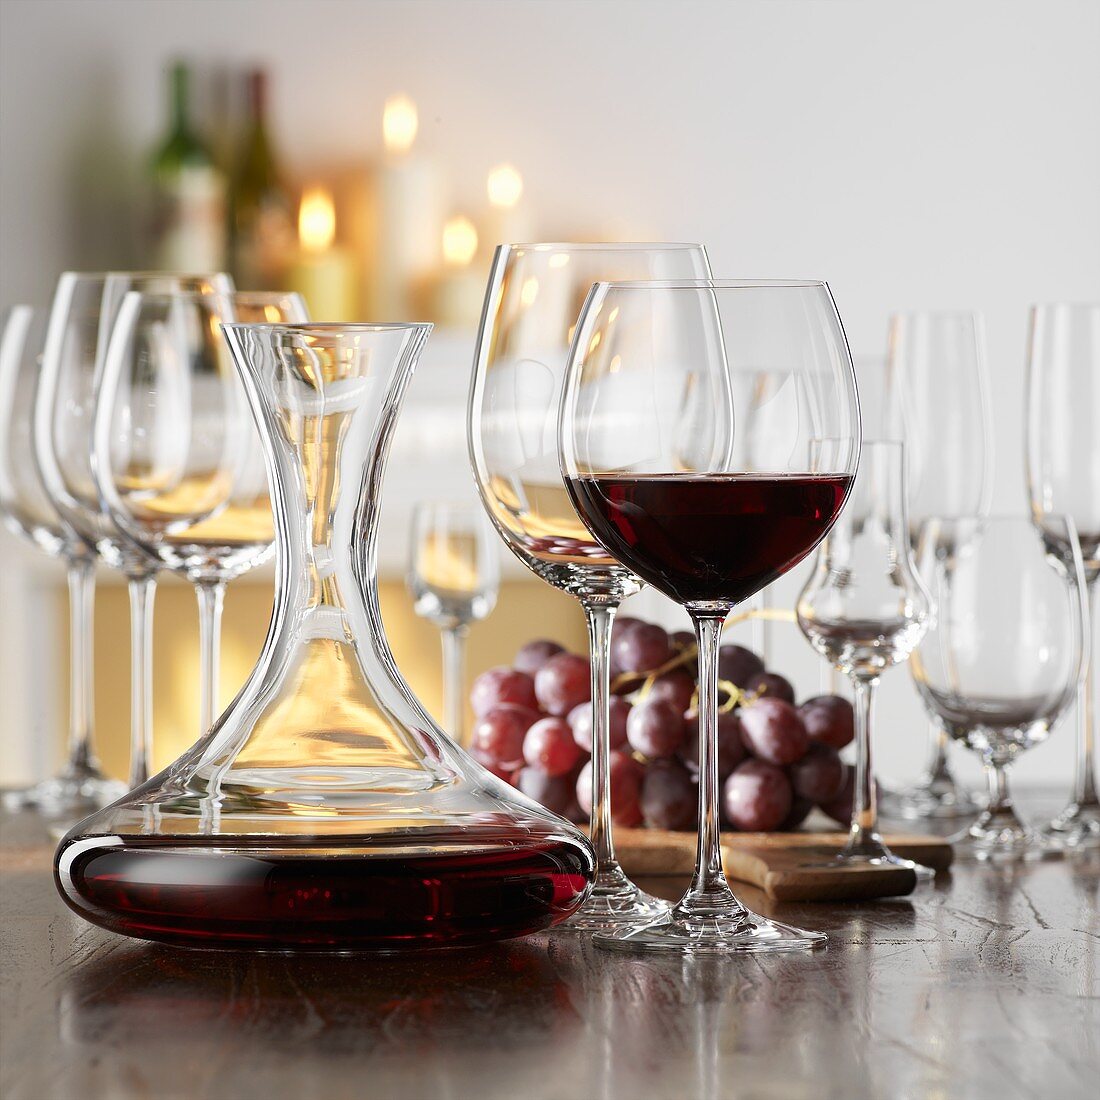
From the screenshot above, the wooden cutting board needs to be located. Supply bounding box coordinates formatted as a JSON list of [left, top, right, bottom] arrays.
[[608, 827, 954, 902]]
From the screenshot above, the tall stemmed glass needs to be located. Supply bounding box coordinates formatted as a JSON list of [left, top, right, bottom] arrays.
[[912, 516, 1087, 860], [469, 243, 711, 931], [35, 272, 232, 787], [797, 441, 933, 872], [93, 290, 300, 741], [407, 502, 500, 745], [883, 311, 992, 819], [0, 307, 125, 812], [1026, 302, 1100, 848], [560, 279, 859, 953]]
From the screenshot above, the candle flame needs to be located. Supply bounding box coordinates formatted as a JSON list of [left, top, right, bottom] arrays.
[[299, 187, 336, 252], [383, 94, 418, 154], [442, 216, 478, 267], [487, 163, 523, 208]]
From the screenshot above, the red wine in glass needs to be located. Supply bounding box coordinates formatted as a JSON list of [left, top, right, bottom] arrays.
[[564, 472, 853, 605]]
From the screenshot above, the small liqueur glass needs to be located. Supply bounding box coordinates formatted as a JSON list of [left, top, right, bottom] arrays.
[[560, 278, 859, 954], [469, 243, 711, 932], [797, 441, 934, 874], [0, 306, 125, 814], [94, 290, 306, 739], [1026, 302, 1100, 849], [911, 516, 1087, 861], [407, 501, 500, 745], [882, 311, 992, 820]]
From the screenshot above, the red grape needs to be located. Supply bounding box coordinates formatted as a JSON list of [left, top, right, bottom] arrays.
[[739, 697, 809, 766], [669, 630, 696, 653], [576, 750, 644, 825], [799, 695, 856, 750], [718, 644, 765, 689], [746, 671, 796, 705], [612, 621, 671, 675], [782, 796, 814, 830], [609, 617, 643, 675], [470, 667, 538, 716], [641, 760, 697, 830], [523, 717, 583, 777], [568, 696, 629, 752], [513, 639, 565, 677], [626, 699, 686, 758], [647, 669, 696, 715], [514, 766, 575, 815], [534, 652, 591, 716], [819, 764, 854, 826], [723, 759, 793, 831], [470, 704, 539, 769], [789, 741, 845, 803], [680, 710, 746, 780], [482, 761, 518, 783]]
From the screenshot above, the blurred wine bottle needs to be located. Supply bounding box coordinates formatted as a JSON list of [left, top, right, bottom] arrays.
[[148, 61, 227, 272], [228, 68, 293, 288]]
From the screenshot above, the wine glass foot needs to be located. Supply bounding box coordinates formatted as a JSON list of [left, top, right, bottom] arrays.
[[556, 865, 670, 932], [879, 779, 982, 821], [592, 906, 826, 955], [820, 850, 936, 882], [2, 767, 126, 819], [1038, 801, 1100, 851], [948, 817, 1053, 863]]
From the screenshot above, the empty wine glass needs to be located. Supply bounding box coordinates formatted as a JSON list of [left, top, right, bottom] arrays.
[[560, 279, 860, 954], [1026, 302, 1100, 849], [93, 289, 297, 741], [35, 271, 232, 787], [882, 310, 992, 820], [469, 243, 711, 932], [407, 502, 500, 745], [911, 516, 1087, 861], [797, 441, 933, 873], [0, 306, 124, 813]]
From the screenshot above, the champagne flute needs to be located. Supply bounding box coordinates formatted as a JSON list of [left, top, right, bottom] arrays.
[[1026, 302, 1100, 848], [35, 272, 232, 787], [797, 441, 933, 873], [882, 311, 992, 819], [0, 306, 125, 813], [407, 501, 500, 744], [560, 279, 859, 953], [93, 290, 299, 740], [469, 243, 711, 931], [912, 516, 1087, 860]]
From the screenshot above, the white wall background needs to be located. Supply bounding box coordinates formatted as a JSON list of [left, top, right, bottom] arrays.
[[1, 0, 1098, 790]]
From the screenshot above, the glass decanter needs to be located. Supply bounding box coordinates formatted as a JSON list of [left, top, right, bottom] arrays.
[[55, 322, 595, 952]]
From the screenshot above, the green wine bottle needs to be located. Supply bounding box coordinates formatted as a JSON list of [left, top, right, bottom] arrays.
[[228, 69, 293, 289], [148, 61, 226, 272]]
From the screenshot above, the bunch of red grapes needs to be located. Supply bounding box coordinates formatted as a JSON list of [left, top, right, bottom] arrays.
[[467, 617, 857, 833]]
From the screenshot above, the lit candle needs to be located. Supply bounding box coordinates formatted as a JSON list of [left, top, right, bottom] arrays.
[[288, 187, 358, 320], [433, 215, 485, 329], [482, 163, 532, 255], [370, 94, 445, 320]]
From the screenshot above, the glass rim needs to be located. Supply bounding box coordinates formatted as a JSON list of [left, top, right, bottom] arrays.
[[921, 513, 1075, 526], [220, 321, 433, 334], [888, 308, 981, 321], [1028, 300, 1100, 311], [500, 242, 704, 253], [593, 278, 828, 290]]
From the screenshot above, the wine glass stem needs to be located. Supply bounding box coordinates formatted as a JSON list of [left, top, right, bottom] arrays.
[[127, 576, 157, 788], [195, 580, 226, 736], [1073, 579, 1098, 807], [441, 623, 469, 744], [844, 674, 885, 857], [681, 611, 743, 917], [582, 598, 623, 881], [65, 556, 97, 773]]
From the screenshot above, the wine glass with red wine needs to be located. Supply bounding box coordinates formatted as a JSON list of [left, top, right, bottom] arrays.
[[559, 279, 860, 954]]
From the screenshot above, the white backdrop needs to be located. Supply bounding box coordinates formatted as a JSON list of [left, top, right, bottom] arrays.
[[1, 0, 1098, 788]]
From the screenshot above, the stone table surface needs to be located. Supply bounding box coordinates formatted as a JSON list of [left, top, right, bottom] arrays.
[[1, 801, 1097, 1100]]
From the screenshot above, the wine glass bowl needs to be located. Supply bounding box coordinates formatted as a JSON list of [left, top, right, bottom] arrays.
[[911, 516, 1087, 861], [469, 243, 712, 932], [560, 278, 860, 954], [1026, 301, 1100, 849]]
